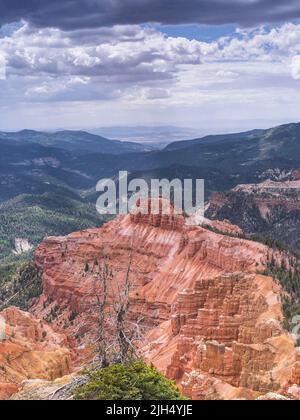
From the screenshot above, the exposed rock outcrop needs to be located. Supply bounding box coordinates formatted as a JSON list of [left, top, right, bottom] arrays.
[[26, 208, 299, 400], [159, 274, 296, 399], [10, 375, 87, 400], [0, 307, 72, 399], [1, 202, 299, 400], [13, 238, 33, 256], [292, 349, 300, 386], [206, 177, 300, 249], [32, 211, 269, 333]]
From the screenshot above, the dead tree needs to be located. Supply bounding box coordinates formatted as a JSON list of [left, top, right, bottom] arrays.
[[112, 250, 133, 364], [93, 256, 113, 368], [92, 235, 147, 367], [111, 248, 148, 364]]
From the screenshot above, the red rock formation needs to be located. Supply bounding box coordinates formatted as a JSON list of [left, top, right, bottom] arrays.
[[206, 178, 300, 249], [208, 179, 300, 218], [32, 211, 268, 334], [292, 349, 300, 386], [146, 273, 297, 399], [0, 307, 72, 400], [257, 393, 291, 401], [25, 206, 299, 400]]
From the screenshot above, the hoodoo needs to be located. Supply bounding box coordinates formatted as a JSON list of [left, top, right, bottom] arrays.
[[0, 307, 71, 399], [11, 202, 297, 400]]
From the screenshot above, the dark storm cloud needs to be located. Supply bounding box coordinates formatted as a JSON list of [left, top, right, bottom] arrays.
[[1, 0, 300, 30]]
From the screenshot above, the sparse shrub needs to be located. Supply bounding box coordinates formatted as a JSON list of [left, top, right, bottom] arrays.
[[69, 311, 78, 322], [0, 260, 43, 312], [263, 251, 300, 334], [74, 360, 187, 401]]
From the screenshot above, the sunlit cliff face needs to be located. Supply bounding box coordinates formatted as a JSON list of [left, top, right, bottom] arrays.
[[24, 210, 295, 399]]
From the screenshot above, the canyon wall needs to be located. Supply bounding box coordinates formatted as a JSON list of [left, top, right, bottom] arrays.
[[25, 210, 300, 400], [0, 307, 71, 399], [206, 177, 300, 249], [0, 203, 299, 399]]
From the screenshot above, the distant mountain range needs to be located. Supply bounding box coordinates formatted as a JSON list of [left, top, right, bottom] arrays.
[[69, 122, 300, 198], [1, 122, 300, 261], [164, 129, 266, 151], [2, 122, 300, 199], [0, 130, 154, 155]]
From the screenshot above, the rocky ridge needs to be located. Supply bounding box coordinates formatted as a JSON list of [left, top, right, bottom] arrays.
[[0, 307, 71, 399], [0, 207, 299, 400], [206, 174, 300, 249]]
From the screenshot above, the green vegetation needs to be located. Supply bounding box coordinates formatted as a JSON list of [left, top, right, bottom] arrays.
[[263, 253, 300, 332], [69, 311, 78, 322], [0, 188, 109, 310], [202, 224, 295, 251], [248, 234, 291, 253], [0, 189, 106, 262], [74, 360, 187, 401], [0, 259, 42, 311]]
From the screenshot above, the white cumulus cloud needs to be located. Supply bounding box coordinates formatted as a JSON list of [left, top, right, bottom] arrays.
[[1, 21, 300, 129], [291, 55, 300, 80]]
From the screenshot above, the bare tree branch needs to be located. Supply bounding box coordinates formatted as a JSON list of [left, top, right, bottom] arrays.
[[90, 233, 148, 367]]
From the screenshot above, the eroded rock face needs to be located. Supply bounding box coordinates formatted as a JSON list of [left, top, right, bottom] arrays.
[[32, 213, 268, 333], [159, 274, 296, 399], [27, 210, 299, 400], [292, 349, 300, 386], [10, 375, 86, 400], [206, 178, 300, 249], [0, 307, 72, 399]]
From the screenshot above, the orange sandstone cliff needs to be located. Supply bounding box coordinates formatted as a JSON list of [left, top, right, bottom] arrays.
[[0, 307, 71, 399], [20, 209, 299, 400]]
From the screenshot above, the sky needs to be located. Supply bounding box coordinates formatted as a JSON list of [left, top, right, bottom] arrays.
[[1, 0, 300, 133]]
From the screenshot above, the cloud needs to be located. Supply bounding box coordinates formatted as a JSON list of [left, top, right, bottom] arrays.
[[1, 23, 209, 87], [1, 20, 300, 130], [2, 22, 300, 85], [0, 53, 6, 79], [1, 1, 300, 30], [291, 55, 300, 79]]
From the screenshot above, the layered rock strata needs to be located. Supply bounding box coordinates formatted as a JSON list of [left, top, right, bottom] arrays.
[[28, 210, 299, 399], [0, 307, 71, 399]]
